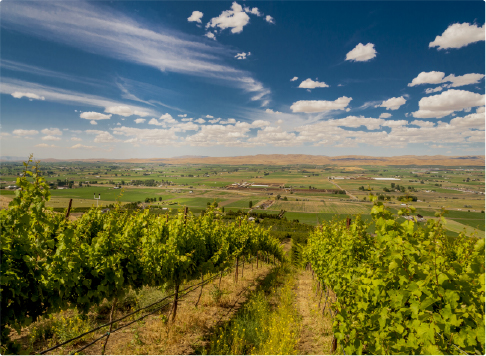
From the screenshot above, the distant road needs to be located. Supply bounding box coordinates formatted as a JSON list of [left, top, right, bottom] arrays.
[[328, 179, 358, 200]]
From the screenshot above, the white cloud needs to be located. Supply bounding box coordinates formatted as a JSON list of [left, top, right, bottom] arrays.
[[265, 15, 275, 24], [204, 32, 216, 40], [290, 77, 298, 82], [425, 86, 444, 94], [412, 89, 485, 118], [477, 106, 485, 113], [113, 126, 180, 146], [209, 118, 221, 124], [11, 91, 45, 100], [290, 97, 352, 113], [90, 120, 98, 125], [41, 128, 62, 136], [298, 78, 329, 89], [13, 129, 38, 136], [176, 122, 199, 131], [105, 106, 133, 117], [195, 118, 206, 124], [205, 115, 214, 118], [244, 6, 262, 16], [181, 118, 193, 122], [408, 71, 445, 86], [42, 135, 61, 141], [160, 113, 176, 123], [188, 11, 203, 24], [265, 108, 282, 114], [379, 113, 392, 119], [409, 71, 484, 88], [133, 110, 150, 117], [220, 118, 237, 124], [71, 137, 82, 141], [206, 2, 250, 34], [235, 52, 251, 60], [134, 118, 146, 124], [443, 73, 485, 87], [429, 23, 485, 50], [378, 96, 407, 110], [178, 114, 187, 118], [80, 112, 112, 121], [86, 130, 120, 143], [333, 116, 385, 130], [71, 144, 97, 150], [35, 143, 57, 148], [251, 120, 271, 127], [345, 43, 377, 62], [410, 120, 435, 128], [148, 118, 166, 127]]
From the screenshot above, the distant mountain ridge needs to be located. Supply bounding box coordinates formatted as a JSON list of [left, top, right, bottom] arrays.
[[1, 154, 484, 166]]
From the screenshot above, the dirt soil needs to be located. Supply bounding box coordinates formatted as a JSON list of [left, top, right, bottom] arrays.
[[294, 269, 334, 355]]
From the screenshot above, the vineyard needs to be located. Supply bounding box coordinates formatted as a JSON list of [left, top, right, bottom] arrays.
[[0, 160, 284, 354], [303, 202, 485, 354], [1, 159, 484, 355]]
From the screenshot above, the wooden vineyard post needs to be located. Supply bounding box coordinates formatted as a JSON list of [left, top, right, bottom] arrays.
[[166, 213, 169, 222], [195, 274, 204, 307], [235, 257, 239, 284], [101, 298, 117, 355], [171, 283, 180, 323], [241, 257, 244, 279], [184, 206, 188, 224], [65, 199, 73, 219], [256, 253, 259, 269], [346, 217, 351, 230], [318, 288, 323, 309]]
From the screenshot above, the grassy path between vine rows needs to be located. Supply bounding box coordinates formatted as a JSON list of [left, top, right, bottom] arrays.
[[294, 269, 334, 354]]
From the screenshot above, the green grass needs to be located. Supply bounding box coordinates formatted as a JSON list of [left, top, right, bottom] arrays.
[[48, 186, 173, 203], [204, 264, 299, 355]]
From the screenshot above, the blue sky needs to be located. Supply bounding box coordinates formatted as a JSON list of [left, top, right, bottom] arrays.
[[0, 1, 484, 159]]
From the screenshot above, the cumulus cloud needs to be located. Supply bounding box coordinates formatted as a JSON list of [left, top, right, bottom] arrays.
[[176, 122, 199, 131], [425, 86, 445, 94], [188, 11, 203, 23], [71, 137, 82, 141], [265, 108, 282, 114], [80, 112, 112, 121], [244, 6, 262, 16], [181, 118, 193, 122], [290, 77, 298, 82], [409, 71, 484, 88], [105, 106, 133, 117], [35, 143, 57, 148], [194, 118, 206, 124], [429, 23, 485, 50], [41, 128, 62, 136], [205, 115, 214, 118], [235, 52, 251, 60], [71, 144, 97, 150], [160, 113, 176, 123], [13, 129, 38, 136], [379, 113, 392, 119], [11, 91, 45, 100], [90, 120, 98, 125], [86, 130, 120, 143], [412, 89, 485, 118], [378, 96, 407, 110], [206, 2, 250, 34], [148, 118, 166, 127], [410, 120, 435, 127], [345, 43, 377, 62], [290, 97, 352, 113], [298, 78, 329, 89], [134, 118, 146, 124], [265, 15, 275, 24], [42, 135, 61, 141], [204, 32, 216, 40]]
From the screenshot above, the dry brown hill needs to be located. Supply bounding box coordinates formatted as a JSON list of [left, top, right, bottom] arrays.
[[21, 154, 485, 166]]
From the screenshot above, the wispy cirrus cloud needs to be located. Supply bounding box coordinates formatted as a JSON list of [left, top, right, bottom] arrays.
[[1, 1, 270, 104]]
